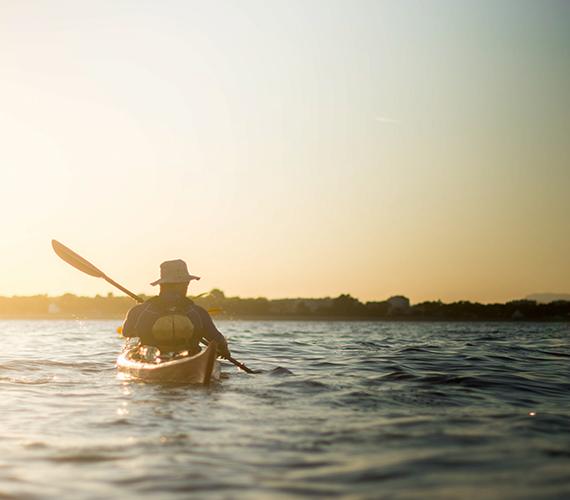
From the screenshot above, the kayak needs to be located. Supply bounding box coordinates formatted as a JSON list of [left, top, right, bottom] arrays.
[[116, 341, 220, 384]]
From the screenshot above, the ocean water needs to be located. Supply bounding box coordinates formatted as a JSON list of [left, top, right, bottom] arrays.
[[0, 320, 569, 499]]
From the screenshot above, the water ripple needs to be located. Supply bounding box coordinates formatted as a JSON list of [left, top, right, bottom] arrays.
[[0, 319, 568, 499]]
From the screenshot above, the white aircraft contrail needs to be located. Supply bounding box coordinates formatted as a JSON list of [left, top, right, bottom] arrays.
[[375, 116, 399, 124]]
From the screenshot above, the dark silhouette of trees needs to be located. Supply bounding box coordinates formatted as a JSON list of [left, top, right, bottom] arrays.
[[0, 291, 568, 321], [329, 294, 366, 316]]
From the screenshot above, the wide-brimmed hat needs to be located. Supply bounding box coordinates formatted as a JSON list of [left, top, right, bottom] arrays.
[[150, 259, 200, 286]]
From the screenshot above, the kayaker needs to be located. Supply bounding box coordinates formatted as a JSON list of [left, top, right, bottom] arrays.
[[121, 259, 231, 358]]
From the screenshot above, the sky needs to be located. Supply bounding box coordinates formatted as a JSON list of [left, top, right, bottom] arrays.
[[0, 0, 569, 303]]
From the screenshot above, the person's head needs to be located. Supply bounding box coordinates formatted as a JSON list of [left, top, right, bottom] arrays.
[[159, 281, 189, 297], [150, 259, 200, 296]]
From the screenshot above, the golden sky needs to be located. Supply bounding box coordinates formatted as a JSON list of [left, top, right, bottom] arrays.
[[1, 1, 569, 303]]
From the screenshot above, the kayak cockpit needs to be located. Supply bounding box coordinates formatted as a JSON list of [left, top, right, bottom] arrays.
[[117, 340, 220, 384]]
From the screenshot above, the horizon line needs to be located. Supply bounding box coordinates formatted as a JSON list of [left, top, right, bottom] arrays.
[[2, 291, 569, 306]]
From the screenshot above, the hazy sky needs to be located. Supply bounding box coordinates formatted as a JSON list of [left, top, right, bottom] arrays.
[[1, 0, 569, 303]]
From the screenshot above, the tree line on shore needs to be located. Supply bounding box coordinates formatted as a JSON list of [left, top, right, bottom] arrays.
[[0, 290, 569, 321]]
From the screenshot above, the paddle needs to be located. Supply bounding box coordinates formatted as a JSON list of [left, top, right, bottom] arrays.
[[51, 239, 260, 374], [52, 240, 144, 304]]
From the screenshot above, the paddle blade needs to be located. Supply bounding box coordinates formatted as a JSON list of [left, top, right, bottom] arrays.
[[52, 240, 105, 278]]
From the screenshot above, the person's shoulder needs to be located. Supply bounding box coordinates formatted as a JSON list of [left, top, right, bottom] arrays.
[[124, 303, 141, 318], [190, 304, 217, 322], [127, 299, 156, 316], [127, 303, 143, 313]]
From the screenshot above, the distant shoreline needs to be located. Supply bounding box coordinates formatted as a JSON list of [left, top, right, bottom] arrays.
[[1, 292, 569, 322], [0, 314, 568, 322]]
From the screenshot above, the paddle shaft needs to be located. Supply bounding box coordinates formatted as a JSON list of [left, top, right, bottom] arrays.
[[226, 355, 259, 374], [200, 338, 259, 374], [104, 276, 144, 304], [52, 240, 258, 374]]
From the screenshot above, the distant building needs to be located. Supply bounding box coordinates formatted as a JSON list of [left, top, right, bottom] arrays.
[[512, 310, 525, 320], [269, 298, 333, 315], [302, 298, 333, 313], [387, 296, 410, 314], [48, 303, 61, 314]]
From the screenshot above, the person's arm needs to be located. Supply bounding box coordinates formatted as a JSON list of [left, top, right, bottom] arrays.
[[121, 304, 143, 338], [196, 306, 231, 358]]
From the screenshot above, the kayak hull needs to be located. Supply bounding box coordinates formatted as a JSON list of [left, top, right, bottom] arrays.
[[116, 341, 220, 384]]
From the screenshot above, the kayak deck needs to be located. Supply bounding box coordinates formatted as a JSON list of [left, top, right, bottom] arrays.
[[116, 341, 220, 384]]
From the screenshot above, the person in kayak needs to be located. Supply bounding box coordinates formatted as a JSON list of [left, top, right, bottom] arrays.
[[121, 259, 231, 358]]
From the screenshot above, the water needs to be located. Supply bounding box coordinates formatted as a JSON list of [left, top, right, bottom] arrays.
[[0, 320, 569, 499]]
